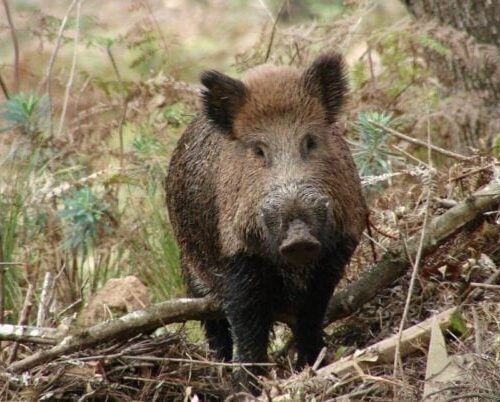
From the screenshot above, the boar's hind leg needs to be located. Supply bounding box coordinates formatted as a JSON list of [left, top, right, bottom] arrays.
[[204, 319, 233, 361]]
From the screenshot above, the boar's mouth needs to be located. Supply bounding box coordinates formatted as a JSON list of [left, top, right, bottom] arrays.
[[279, 219, 321, 265]]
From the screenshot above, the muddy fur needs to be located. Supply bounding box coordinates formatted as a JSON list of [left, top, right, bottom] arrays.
[[166, 53, 368, 391]]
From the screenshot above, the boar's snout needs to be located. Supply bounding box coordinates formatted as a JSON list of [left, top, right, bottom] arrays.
[[279, 219, 321, 264], [260, 185, 332, 264]]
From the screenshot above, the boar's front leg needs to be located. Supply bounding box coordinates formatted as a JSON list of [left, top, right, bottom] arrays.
[[221, 255, 273, 390], [294, 267, 338, 369]]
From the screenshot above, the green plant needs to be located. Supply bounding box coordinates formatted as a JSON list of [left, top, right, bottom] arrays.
[[127, 182, 183, 301], [419, 34, 451, 56], [0, 92, 48, 138], [350, 111, 400, 178], [0, 191, 24, 320], [59, 186, 108, 253]]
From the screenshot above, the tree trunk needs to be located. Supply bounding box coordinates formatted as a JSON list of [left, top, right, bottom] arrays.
[[402, 0, 500, 149]]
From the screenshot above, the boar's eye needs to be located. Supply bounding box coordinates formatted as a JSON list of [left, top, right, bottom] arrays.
[[251, 142, 270, 166], [254, 145, 265, 158], [301, 134, 317, 159]]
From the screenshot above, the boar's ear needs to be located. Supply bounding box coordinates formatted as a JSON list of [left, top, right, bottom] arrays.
[[201, 70, 247, 134], [303, 53, 348, 124]]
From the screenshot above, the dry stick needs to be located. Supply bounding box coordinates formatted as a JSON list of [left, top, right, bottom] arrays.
[[56, 0, 83, 138], [36, 272, 54, 327], [368, 119, 472, 162], [8, 297, 220, 373], [272, 309, 457, 402], [0, 324, 58, 345], [450, 163, 499, 182], [325, 177, 500, 323], [8, 180, 500, 373], [0, 70, 10, 99], [106, 44, 127, 167], [263, 0, 287, 62], [393, 119, 434, 377], [321, 307, 457, 377], [0, 267, 5, 326], [99, 355, 274, 368], [44, 0, 79, 139], [7, 284, 35, 363], [469, 282, 500, 290], [140, 0, 169, 56], [471, 306, 483, 355], [2, 0, 20, 93]]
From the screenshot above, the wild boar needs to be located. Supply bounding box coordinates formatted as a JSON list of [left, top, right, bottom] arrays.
[[166, 53, 368, 388]]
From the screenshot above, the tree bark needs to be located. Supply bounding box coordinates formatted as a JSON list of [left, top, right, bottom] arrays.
[[402, 0, 500, 149]]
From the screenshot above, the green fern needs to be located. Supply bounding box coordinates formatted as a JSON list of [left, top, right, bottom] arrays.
[[350, 111, 400, 178], [419, 34, 451, 56]]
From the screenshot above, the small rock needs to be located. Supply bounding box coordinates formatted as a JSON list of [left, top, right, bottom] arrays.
[[78, 276, 152, 327]]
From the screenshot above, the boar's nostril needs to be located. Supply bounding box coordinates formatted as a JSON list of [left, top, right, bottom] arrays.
[[279, 219, 321, 265]]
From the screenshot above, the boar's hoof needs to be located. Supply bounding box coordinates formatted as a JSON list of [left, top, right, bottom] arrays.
[[279, 219, 321, 264]]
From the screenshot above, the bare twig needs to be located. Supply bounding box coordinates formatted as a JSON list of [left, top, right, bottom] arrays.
[[369, 119, 473, 161], [106, 43, 128, 167], [443, 394, 500, 402], [471, 306, 483, 355], [469, 282, 500, 290], [263, 1, 287, 62], [139, 0, 169, 57], [56, 0, 83, 138], [461, 268, 500, 304], [394, 118, 434, 376], [36, 272, 54, 327], [75, 354, 275, 367], [7, 283, 36, 363], [320, 308, 457, 376], [0, 70, 10, 99], [44, 0, 79, 139], [450, 163, 499, 182], [0, 267, 5, 325], [273, 308, 456, 401], [106, 44, 123, 87], [2, 0, 20, 93]]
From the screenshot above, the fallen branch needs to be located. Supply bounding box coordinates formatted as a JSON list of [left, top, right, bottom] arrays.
[[8, 284, 36, 363], [0, 324, 59, 345], [469, 282, 500, 290], [325, 178, 500, 323], [271, 307, 457, 401], [8, 297, 220, 373], [7, 179, 500, 373], [320, 307, 457, 378]]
